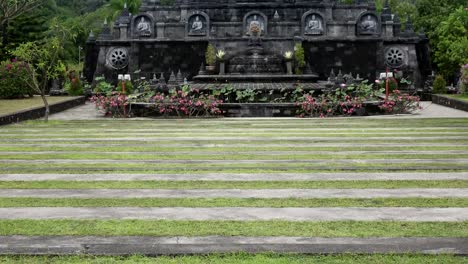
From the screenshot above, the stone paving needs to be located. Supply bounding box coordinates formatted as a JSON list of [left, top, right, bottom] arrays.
[[0, 117, 467, 255]]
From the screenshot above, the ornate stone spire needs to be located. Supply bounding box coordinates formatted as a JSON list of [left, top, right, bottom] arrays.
[[381, 0, 393, 22]]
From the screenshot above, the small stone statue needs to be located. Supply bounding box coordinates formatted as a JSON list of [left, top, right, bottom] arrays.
[[137, 17, 151, 37], [361, 15, 377, 33], [305, 15, 323, 35], [190, 16, 205, 34], [248, 15, 264, 36]]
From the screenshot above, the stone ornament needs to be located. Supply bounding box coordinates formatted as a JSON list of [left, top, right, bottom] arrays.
[[244, 12, 267, 36], [304, 14, 324, 35], [106, 47, 129, 70], [385, 47, 407, 68], [188, 15, 207, 36], [359, 14, 379, 35], [187, 12, 210, 37], [135, 16, 152, 37]]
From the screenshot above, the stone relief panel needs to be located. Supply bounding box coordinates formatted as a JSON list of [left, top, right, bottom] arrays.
[[385, 46, 407, 68], [187, 12, 209, 37], [133, 15, 154, 38], [106, 47, 129, 70], [357, 13, 380, 35], [302, 11, 325, 36], [244, 12, 268, 36]]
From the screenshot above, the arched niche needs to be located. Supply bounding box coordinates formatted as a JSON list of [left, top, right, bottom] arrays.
[[356, 12, 381, 36], [302, 10, 326, 36], [186, 11, 210, 37], [243, 11, 268, 36], [132, 14, 155, 38]]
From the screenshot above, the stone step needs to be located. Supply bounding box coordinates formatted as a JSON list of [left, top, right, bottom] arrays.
[[2, 159, 468, 165], [2, 172, 466, 181], [2, 150, 468, 155], [1, 143, 466, 148], [1, 189, 467, 199], [2, 136, 467, 142], [1, 207, 467, 221], [1, 236, 466, 255]]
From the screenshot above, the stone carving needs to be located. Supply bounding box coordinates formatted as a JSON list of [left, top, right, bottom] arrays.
[[359, 15, 378, 34], [136, 17, 152, 37], [385, 47, 406, 68], [246, 14, 265, 36], [305, 14, 324, 35], [189, 16, 206, 35], [106, 47, 129, 70]]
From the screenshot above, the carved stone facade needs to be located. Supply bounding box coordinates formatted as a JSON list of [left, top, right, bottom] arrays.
[[85, 0, 431, 87]]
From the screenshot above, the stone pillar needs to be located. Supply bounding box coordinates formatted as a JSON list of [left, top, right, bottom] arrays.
[[119, 25, 128, 40], [382, 21, 394, 38], [157, 22, 165, 39], [347, 21, 356, 37]]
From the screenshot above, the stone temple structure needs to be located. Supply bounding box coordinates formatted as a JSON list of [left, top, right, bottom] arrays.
[[85, 0, 431, 87]]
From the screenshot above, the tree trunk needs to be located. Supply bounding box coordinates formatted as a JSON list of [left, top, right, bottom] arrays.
[[40, 93, 50, 122], [1, 20, 8, 48]]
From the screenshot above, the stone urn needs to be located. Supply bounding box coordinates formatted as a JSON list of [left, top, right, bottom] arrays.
[[205, 65, 216, 73]]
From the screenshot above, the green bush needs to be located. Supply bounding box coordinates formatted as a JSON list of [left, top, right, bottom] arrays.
[[0, 60, 34, 99], [93, 76, 114, 95], [432, 75, 447, 94], [205, 44, 217, 66], [65, 78, 84, 96], [116, 80, 134, 95], [294, 43, 305, 75]]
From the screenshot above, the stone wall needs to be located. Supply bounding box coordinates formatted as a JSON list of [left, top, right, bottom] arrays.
[[86, 0, 431, 87]]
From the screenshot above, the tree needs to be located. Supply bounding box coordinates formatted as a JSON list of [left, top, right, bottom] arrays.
[[0, 0, 43, 46], [11, 19, 74, 122], [432, 6, 468, 78], [109, 0, 140, 17]]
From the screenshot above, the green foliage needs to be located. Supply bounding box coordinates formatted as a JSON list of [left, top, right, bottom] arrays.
[[116, 80, 134, 95], [432, 75, 447, 94], [0, 60, 34, 98], [93, 76, 114, 95], [64, 78, 83, 96], [109, 0, 141, 17], [432, 7, 468, 77], [461, 64, 468, 95], [294, 43, 305, 75], [205, 43, 217, 66]]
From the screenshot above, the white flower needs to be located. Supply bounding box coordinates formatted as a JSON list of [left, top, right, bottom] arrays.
[[216, 50, 226, 59], [284, 51, 293, 59]]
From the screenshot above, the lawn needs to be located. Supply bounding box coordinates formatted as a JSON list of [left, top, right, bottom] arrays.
[[0, 96, 78, 116], [447, 94, 468, 102]]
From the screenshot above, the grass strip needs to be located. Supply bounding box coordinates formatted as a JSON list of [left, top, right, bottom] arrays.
[[1, 153, 467, 160], [2, 168, 466, 174], [0, 180, 467, 189], [0, 254, 467, 264], [3, 132, 468, 138], [0, 146, 467, 152], [0, 198, 467, 208], [0, 220, 466, 237]]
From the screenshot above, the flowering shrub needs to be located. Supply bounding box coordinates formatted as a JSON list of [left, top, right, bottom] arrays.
[[0, 59, 34, 98], [150, 87, 223, 117], [297, 94, 334, 118], [379, 90, 421, 114], [91, 92, 129, 117]]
